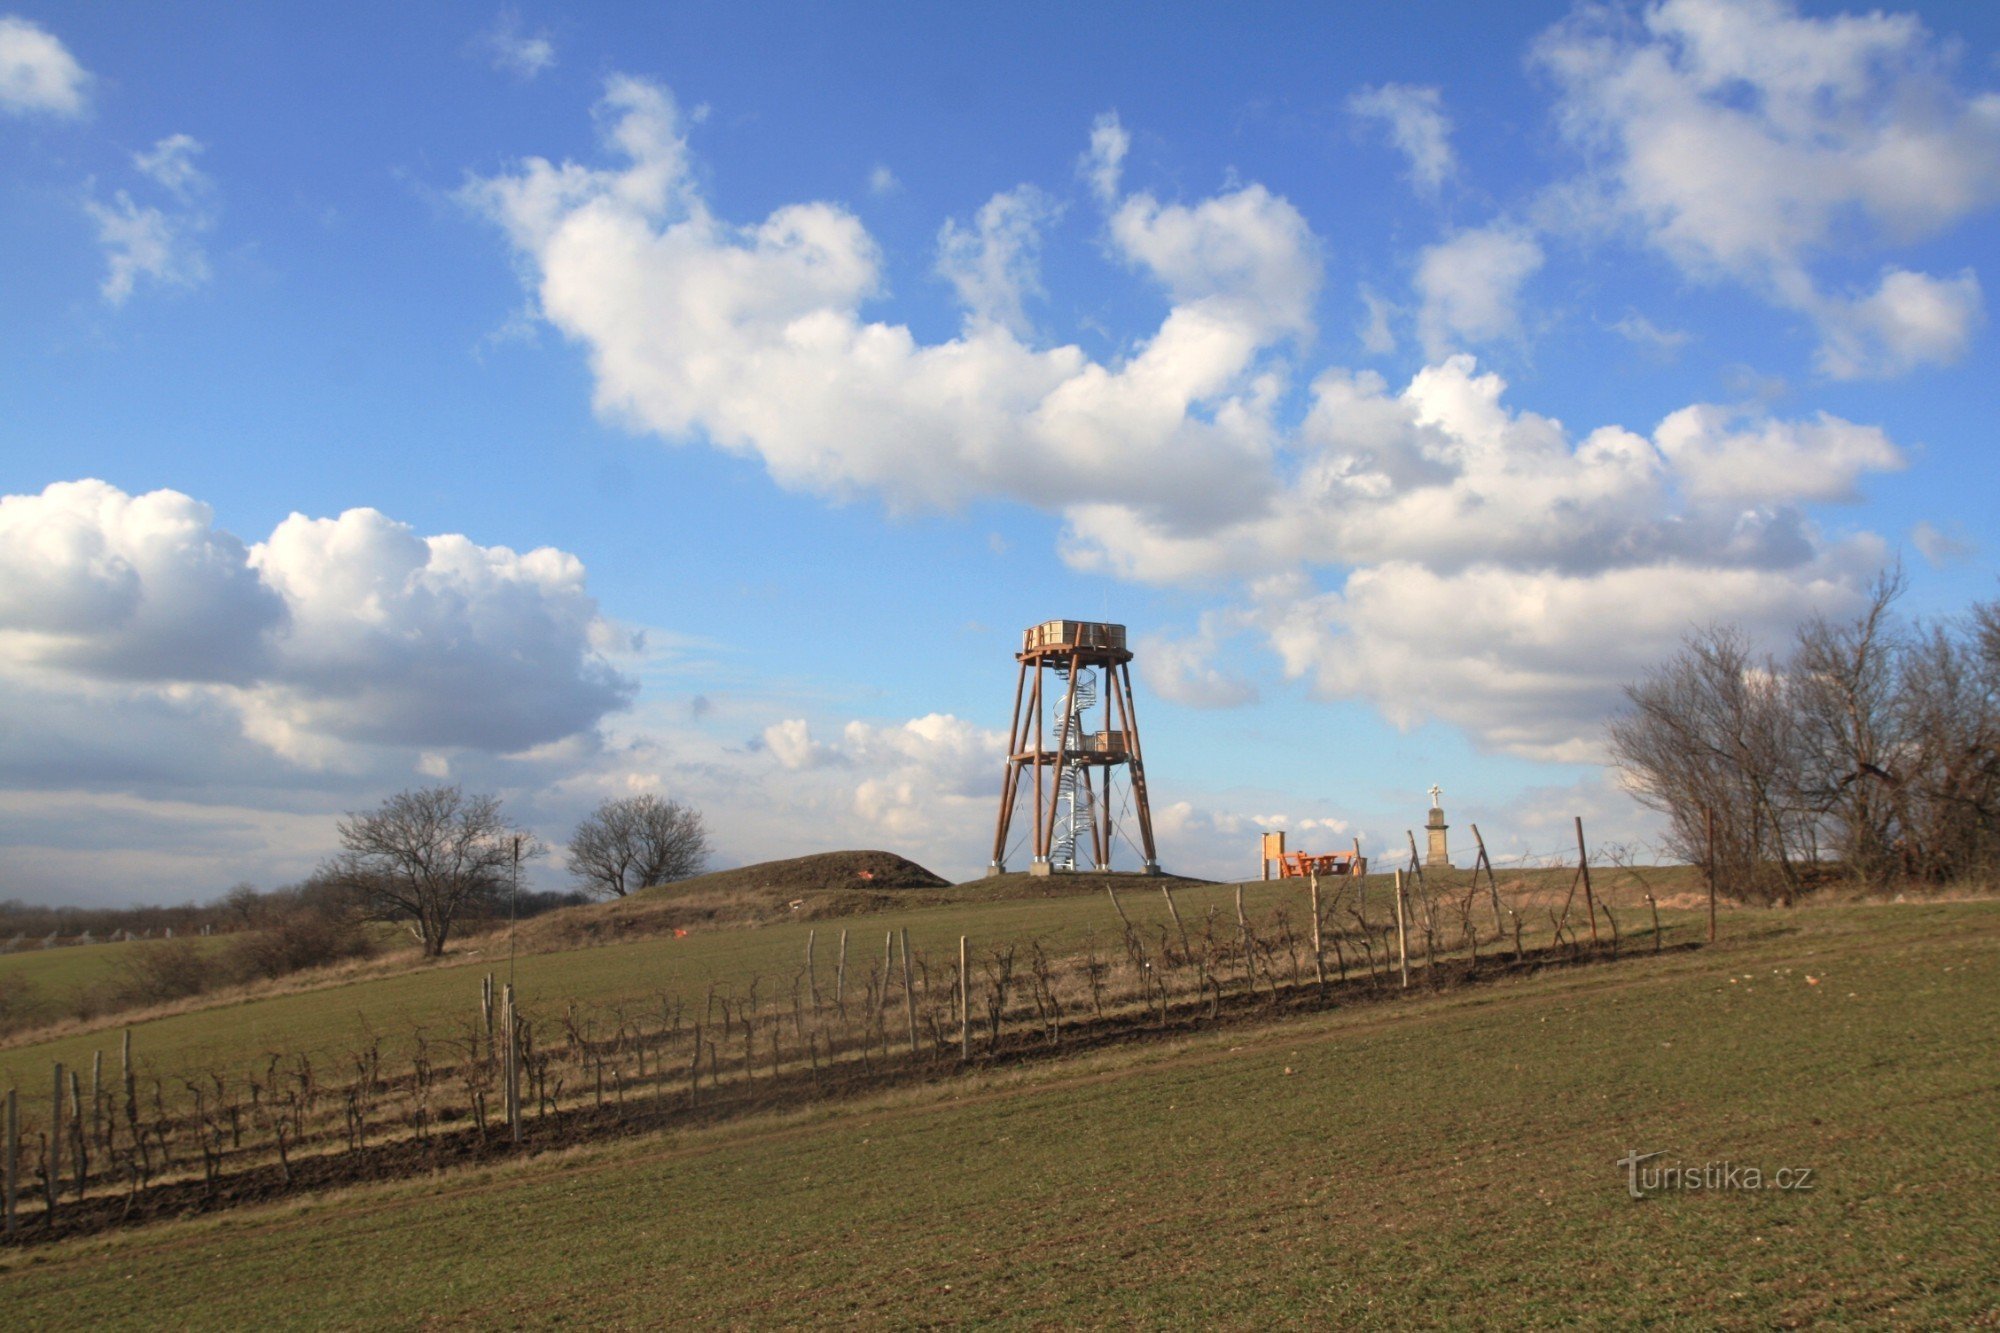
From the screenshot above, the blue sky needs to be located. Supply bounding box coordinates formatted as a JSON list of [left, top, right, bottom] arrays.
[[2, 1, 1997, 904]]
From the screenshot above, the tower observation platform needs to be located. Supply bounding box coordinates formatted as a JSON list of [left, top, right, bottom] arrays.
[[989, 620, 1161, 877]]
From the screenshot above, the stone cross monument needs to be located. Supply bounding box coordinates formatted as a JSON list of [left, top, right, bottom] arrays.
[[1425, 784, 1451, 869]]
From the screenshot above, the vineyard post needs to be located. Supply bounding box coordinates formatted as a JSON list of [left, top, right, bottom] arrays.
[[1161, 883, 1189, 959], [1393, 872, 1410, 989], [1309, 875, 1326, 993], [67, 1068, 83, 1201], [3, 1087, 15, 1236], [503, 984, 522, 1145], [1575, 816, 1600, 945], [806, 929, 819, 1010], [1470, 823, 1504, 936], [90, 1051, 103, 1153], [835, 929, 849, 1006], [958, 935, 970, 1061], [47, 1062, 61, 1224], [900, 928, 918, 1056], [1235, 884, 1250, 989], [120, 1029, 136, 1167]]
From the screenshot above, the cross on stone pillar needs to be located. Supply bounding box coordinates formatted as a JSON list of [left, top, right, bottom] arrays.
[[1425, 784, 1450, 869]]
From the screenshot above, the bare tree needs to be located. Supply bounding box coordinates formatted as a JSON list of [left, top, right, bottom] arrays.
[[567, 794, 710, 898], [1611, 583, 2000, 898], [1791, 571, 1907, 883], [327, 786, 535, 956], [1608, 624, 1811, 903]]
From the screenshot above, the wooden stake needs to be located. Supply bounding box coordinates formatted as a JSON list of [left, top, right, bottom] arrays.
[[120, 1029, 135, 1157], [1393, 871, 1410, 989], [1647, 893, 1662, 954], [835, 929, 849, 1006], [900, 928, 918, 1056], [805, 928, 819, 1009], [4, 1087, 16, 1237], [502, 984, 521, 1144], [958, 935, 970, 1060], [1470, 823, 1504, 936], [89, 1050, 102, 1154], [48, 1062, 62, 1224], [67, 1068, 83, 1201], [1575, 816, 1600, 945], [1309, 875, 1327, 992], [1107, 883, 1130, 930], [1161, 883, 1189, 958], [1235, 883, 1251, 989]]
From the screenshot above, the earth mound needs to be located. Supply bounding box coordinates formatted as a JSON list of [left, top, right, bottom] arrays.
[[512, 850, 949, 950]]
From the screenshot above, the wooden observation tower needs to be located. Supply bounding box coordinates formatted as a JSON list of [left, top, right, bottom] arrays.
[[989, 620, 1161, 877]]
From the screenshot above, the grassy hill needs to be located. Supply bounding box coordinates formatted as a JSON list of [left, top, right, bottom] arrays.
[[0, 862, 1683, 1091], [0, 898, 1992, 1326]]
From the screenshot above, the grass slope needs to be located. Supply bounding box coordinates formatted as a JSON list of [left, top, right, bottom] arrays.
[[1, 901, 1993, 1327], [0, 936, 229, 1032], [0, 867, 1700, 1092]]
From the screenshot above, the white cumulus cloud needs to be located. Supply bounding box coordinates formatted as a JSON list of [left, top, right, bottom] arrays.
[[0, 14, 87, 117], [1349, 83, 1456, 195], [936, 185, 1061, 336], [1536, 0, 2000, 376], [1415, 224, 1544, 357], [463, 78, 1309, 527], [0, 480, 636, 762]]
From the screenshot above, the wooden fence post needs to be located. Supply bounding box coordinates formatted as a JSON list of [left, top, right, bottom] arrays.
[[67, 1068, 83, 1201], [958, 935, 970, 1061], [502, 984, 521, 1144], [89, 1050, 103, 1154], [835, 929, 849, 1006], [1310, 874, 1327, 992], [1470, 823, 1504, 936], [120, 1029, 135, 1159], [1393, 871, 1410, 990], [1161, 883, 1189, 958], [1575, 816, 1600, 945], [1235, 883, 1251, 989], [900, 928, 918, 1056], [806, 928, 820, 1010], [4, 1087, 15, 1237], [47, 1062, 61, 1224]]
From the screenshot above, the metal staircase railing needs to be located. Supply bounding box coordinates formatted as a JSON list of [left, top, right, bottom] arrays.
[[1051, 667, 1098, 870]]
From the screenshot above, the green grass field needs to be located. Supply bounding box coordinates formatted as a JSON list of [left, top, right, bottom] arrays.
[[0, 935, 230, 1032], [1, 899, 1992, 1327], [0, 867, 1691, 1093], [0, 873, 1397, 1082]]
